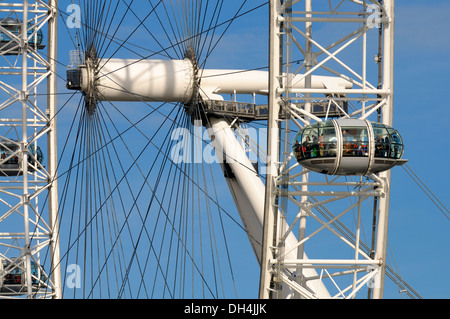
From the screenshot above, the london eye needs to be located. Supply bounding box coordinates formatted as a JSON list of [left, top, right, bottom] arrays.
[[0, 0, 448, 300]]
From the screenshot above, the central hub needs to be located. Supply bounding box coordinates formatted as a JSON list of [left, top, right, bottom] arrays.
[[183, 47, 202, 117], [66, 47, 98, 115]]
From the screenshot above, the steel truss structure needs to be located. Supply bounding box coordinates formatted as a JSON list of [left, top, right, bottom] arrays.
[[260, 0, 397, 299], [0, 0, 60, 299]]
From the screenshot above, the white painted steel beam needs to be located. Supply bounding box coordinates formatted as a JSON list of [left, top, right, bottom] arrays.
[[373, 0, 395, 300], [47, 0, 62, 299], [86, 58, 352, 103], [94, 59, 196, 103]]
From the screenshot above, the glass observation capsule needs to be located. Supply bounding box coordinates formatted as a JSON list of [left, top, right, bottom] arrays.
[[0, 258, 43, 294], [292, 119, 407, 176], [0, 142, 43, 176], [0, 18, 45, 55]]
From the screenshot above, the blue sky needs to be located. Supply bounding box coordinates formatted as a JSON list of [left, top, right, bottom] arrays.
[[10, 0, 447, 299], [382, 0, 450, 298]]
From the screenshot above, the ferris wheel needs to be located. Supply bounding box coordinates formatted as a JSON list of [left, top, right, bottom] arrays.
[[0, 0, 428, 299]]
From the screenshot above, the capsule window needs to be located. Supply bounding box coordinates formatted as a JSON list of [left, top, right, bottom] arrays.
[[373, 126, 390, 158], [0, 147, 18, 164], [0, 25, 14, 42], [292, 127, 317, 160], [341, 127, 369, 157], [388, 128, 404, 159], [293, 122, 337, 160], [301, 128, 318, 159], [293, 133, 302, 159], [318, 125, 337, 157], [372, 124, 405, 159]]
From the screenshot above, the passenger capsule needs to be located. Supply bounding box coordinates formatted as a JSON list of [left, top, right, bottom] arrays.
[[0, 18, 45, 55], [0, 142, 43, 176], [0, 258, 44, 295], [292, 119, 407, 175]]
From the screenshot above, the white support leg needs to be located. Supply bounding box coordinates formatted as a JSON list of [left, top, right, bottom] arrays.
[[373, 0, 395, 299], [47, 0, 62, 299]]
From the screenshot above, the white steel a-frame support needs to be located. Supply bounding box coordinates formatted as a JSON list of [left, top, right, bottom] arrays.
[[259, 0, 282, 299], [0, 0, 61, 299], [260, 0, 396, 299], [47, 0, 62, 299], [373, 0, 395, 299]]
